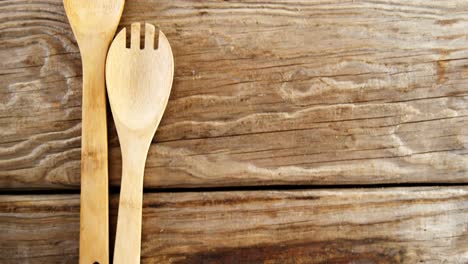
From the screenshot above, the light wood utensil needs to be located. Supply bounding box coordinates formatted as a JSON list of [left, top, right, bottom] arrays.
[[106, 23, 174, 264], [63, 0, 124, 263]]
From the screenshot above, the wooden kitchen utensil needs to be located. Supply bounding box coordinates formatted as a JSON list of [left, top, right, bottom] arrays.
[[106, 23, 174, 264], [63, 0, 124, 263]]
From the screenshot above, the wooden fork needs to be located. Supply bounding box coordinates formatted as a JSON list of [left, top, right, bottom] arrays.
[[105, 23, 174, 264]]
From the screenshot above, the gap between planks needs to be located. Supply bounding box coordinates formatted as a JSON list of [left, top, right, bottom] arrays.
[[1, 182, 468, 195]]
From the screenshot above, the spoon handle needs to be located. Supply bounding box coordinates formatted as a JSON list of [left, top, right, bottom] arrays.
[[114, 139, 148, 264], [79, 52, 109, 264]]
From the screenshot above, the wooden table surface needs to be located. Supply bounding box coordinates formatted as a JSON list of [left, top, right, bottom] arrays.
[[1, 0, 467, 263]]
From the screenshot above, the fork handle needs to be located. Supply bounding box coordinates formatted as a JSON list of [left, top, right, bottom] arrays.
[[79, 51, 109, 264], [114, 138, 149, 264]]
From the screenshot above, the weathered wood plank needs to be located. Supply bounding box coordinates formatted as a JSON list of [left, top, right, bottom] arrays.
[[1, 187, 467, 263], [1, 0, 467, 189]]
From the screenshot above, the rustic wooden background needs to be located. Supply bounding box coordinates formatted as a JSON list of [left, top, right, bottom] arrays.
[[1, 0, 467, 263]]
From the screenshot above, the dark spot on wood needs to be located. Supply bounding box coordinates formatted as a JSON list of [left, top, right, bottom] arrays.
[[289, 195, 320, 201], [436, 34, 465, 40], [144, 196, 301, 208], [171, 239, 408, 264], [0, 202, 79, 213], [436, 60, 447, 84], [436, 19, 460, 26]]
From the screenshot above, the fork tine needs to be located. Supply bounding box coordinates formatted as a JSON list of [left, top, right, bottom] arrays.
[[144, 23, 155, 50], [131, 23, 141, 49], [157, 30, 171, 54]]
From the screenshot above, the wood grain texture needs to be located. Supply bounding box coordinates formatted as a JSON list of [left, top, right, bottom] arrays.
[[1, 0, 467, 189], [1, 187, 467, 263]]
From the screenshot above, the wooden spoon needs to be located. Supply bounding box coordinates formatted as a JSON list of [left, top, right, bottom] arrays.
[[105, 23, 174, 263], [63, 0, 124, 263]]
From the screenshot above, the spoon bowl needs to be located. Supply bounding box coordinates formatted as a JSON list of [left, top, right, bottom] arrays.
[[64, 0, 124, 50], [106, 23, 174, 133]]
